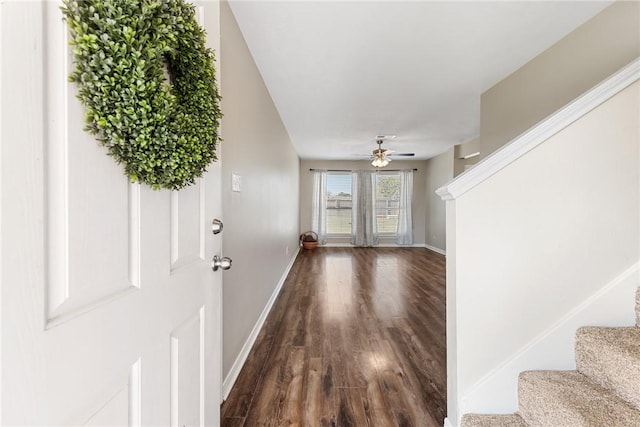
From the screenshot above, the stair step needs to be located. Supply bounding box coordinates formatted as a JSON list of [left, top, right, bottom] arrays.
[[461, 413, 528, 427], [518, 370, 640, 427], [576, 326, 640, 409]]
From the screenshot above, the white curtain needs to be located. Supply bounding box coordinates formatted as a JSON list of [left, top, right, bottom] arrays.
[[396, 169, 413, 245], [311, 170, 327, 244], [351, 170, 378, 247]]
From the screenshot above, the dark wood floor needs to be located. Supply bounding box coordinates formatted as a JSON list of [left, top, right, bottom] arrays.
[[221, 247, 446, 427]]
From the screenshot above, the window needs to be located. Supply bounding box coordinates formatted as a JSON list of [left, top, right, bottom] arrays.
[[375, 173, 400, 234], [321, 171, 404, 237], [312, 169, 412, 245], [326, 173, 352, 234]]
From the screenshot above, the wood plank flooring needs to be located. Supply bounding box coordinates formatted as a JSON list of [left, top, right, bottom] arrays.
[[221, 247, 446, 427]]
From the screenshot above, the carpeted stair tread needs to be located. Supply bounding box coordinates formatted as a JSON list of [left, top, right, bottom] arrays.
[[461, 413, 528, 427], [518, 370, 640, 427], [576, 326, 640, 409]]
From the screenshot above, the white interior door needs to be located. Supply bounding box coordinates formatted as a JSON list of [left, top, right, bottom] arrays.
[[1, 1, 224, 425]]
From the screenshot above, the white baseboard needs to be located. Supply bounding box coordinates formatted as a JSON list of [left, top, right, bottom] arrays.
[[425, 244, 446, 256], [222, 248, 300, 400], [323, 242, 429, 248], [376, 243, 427, 248], [460, 261, 640, 415]]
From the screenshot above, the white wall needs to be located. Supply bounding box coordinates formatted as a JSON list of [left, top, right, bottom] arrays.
[[480, 1, 640, 159], [220, 2, 300, 379], [445, 80, 639, 425], [300, 160, 427, 246], [425, 149, 454, 252]]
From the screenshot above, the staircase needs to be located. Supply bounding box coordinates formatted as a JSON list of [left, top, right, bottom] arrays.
[[461, 287, 640, 427]]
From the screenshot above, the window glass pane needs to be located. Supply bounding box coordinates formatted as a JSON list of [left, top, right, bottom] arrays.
[[376, 173, 400, 234], [326, 173, 352, 234]]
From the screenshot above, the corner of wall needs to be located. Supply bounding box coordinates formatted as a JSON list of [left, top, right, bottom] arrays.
[[425, 149, 454, 252]]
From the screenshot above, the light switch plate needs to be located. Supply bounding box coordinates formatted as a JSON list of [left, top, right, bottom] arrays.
[[232, 173, 242, 192]]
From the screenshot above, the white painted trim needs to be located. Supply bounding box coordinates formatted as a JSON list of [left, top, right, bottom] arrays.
[[461, 261, 640, 413], [222, 248, 300, 400], [437, 58, 640, 201], [425, 244, 446, 256]]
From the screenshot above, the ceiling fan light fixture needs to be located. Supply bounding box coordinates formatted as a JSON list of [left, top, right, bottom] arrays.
[[371, 138, 391, 168], [371, 155, 390, 168]]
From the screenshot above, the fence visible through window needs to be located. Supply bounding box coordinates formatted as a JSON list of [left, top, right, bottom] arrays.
[[324, 172, 402, 235], [326, 173, 352, 234], [326, 197, 353, 234], [376, 173, 400, 234], [376, 199, 399, 233]]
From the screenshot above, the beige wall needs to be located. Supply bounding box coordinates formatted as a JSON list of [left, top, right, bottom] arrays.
[[300, 160, 427, 245], [425, 149, 454, 251], [480, 1, 640, 158], [220, 2, 300, 378], [453, 138, 480, 177]]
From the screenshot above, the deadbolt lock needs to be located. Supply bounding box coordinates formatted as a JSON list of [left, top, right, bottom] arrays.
[[211, 218, 223, 235]]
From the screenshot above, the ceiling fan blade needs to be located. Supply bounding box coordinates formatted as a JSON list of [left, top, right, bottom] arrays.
[[388, 153, 415, 157]]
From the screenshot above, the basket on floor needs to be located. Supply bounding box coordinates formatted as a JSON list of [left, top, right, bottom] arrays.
[[300, 231, 319, 250]]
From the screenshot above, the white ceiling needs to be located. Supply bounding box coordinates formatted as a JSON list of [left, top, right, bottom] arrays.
[[228, 1, 612, 160]]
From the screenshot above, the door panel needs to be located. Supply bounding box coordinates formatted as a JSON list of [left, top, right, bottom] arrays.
[[81, 359, 141, 427], [44, 2, 142, 325], [171, 181, 206, 272], [83, 387, 129, 427], [1, 1, 223, 425], [171, 307, 205, 427]]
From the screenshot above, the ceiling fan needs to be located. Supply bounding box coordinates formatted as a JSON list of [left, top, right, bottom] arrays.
[[368, 136, 415, 168]]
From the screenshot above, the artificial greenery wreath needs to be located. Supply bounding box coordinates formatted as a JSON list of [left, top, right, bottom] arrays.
[[62, 0, 222, 190]]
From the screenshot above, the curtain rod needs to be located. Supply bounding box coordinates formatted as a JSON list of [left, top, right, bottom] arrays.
[[309, 168, 417, 172]]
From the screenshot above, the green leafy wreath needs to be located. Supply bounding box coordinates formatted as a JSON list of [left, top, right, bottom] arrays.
[[62, 0, 222, 190]]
